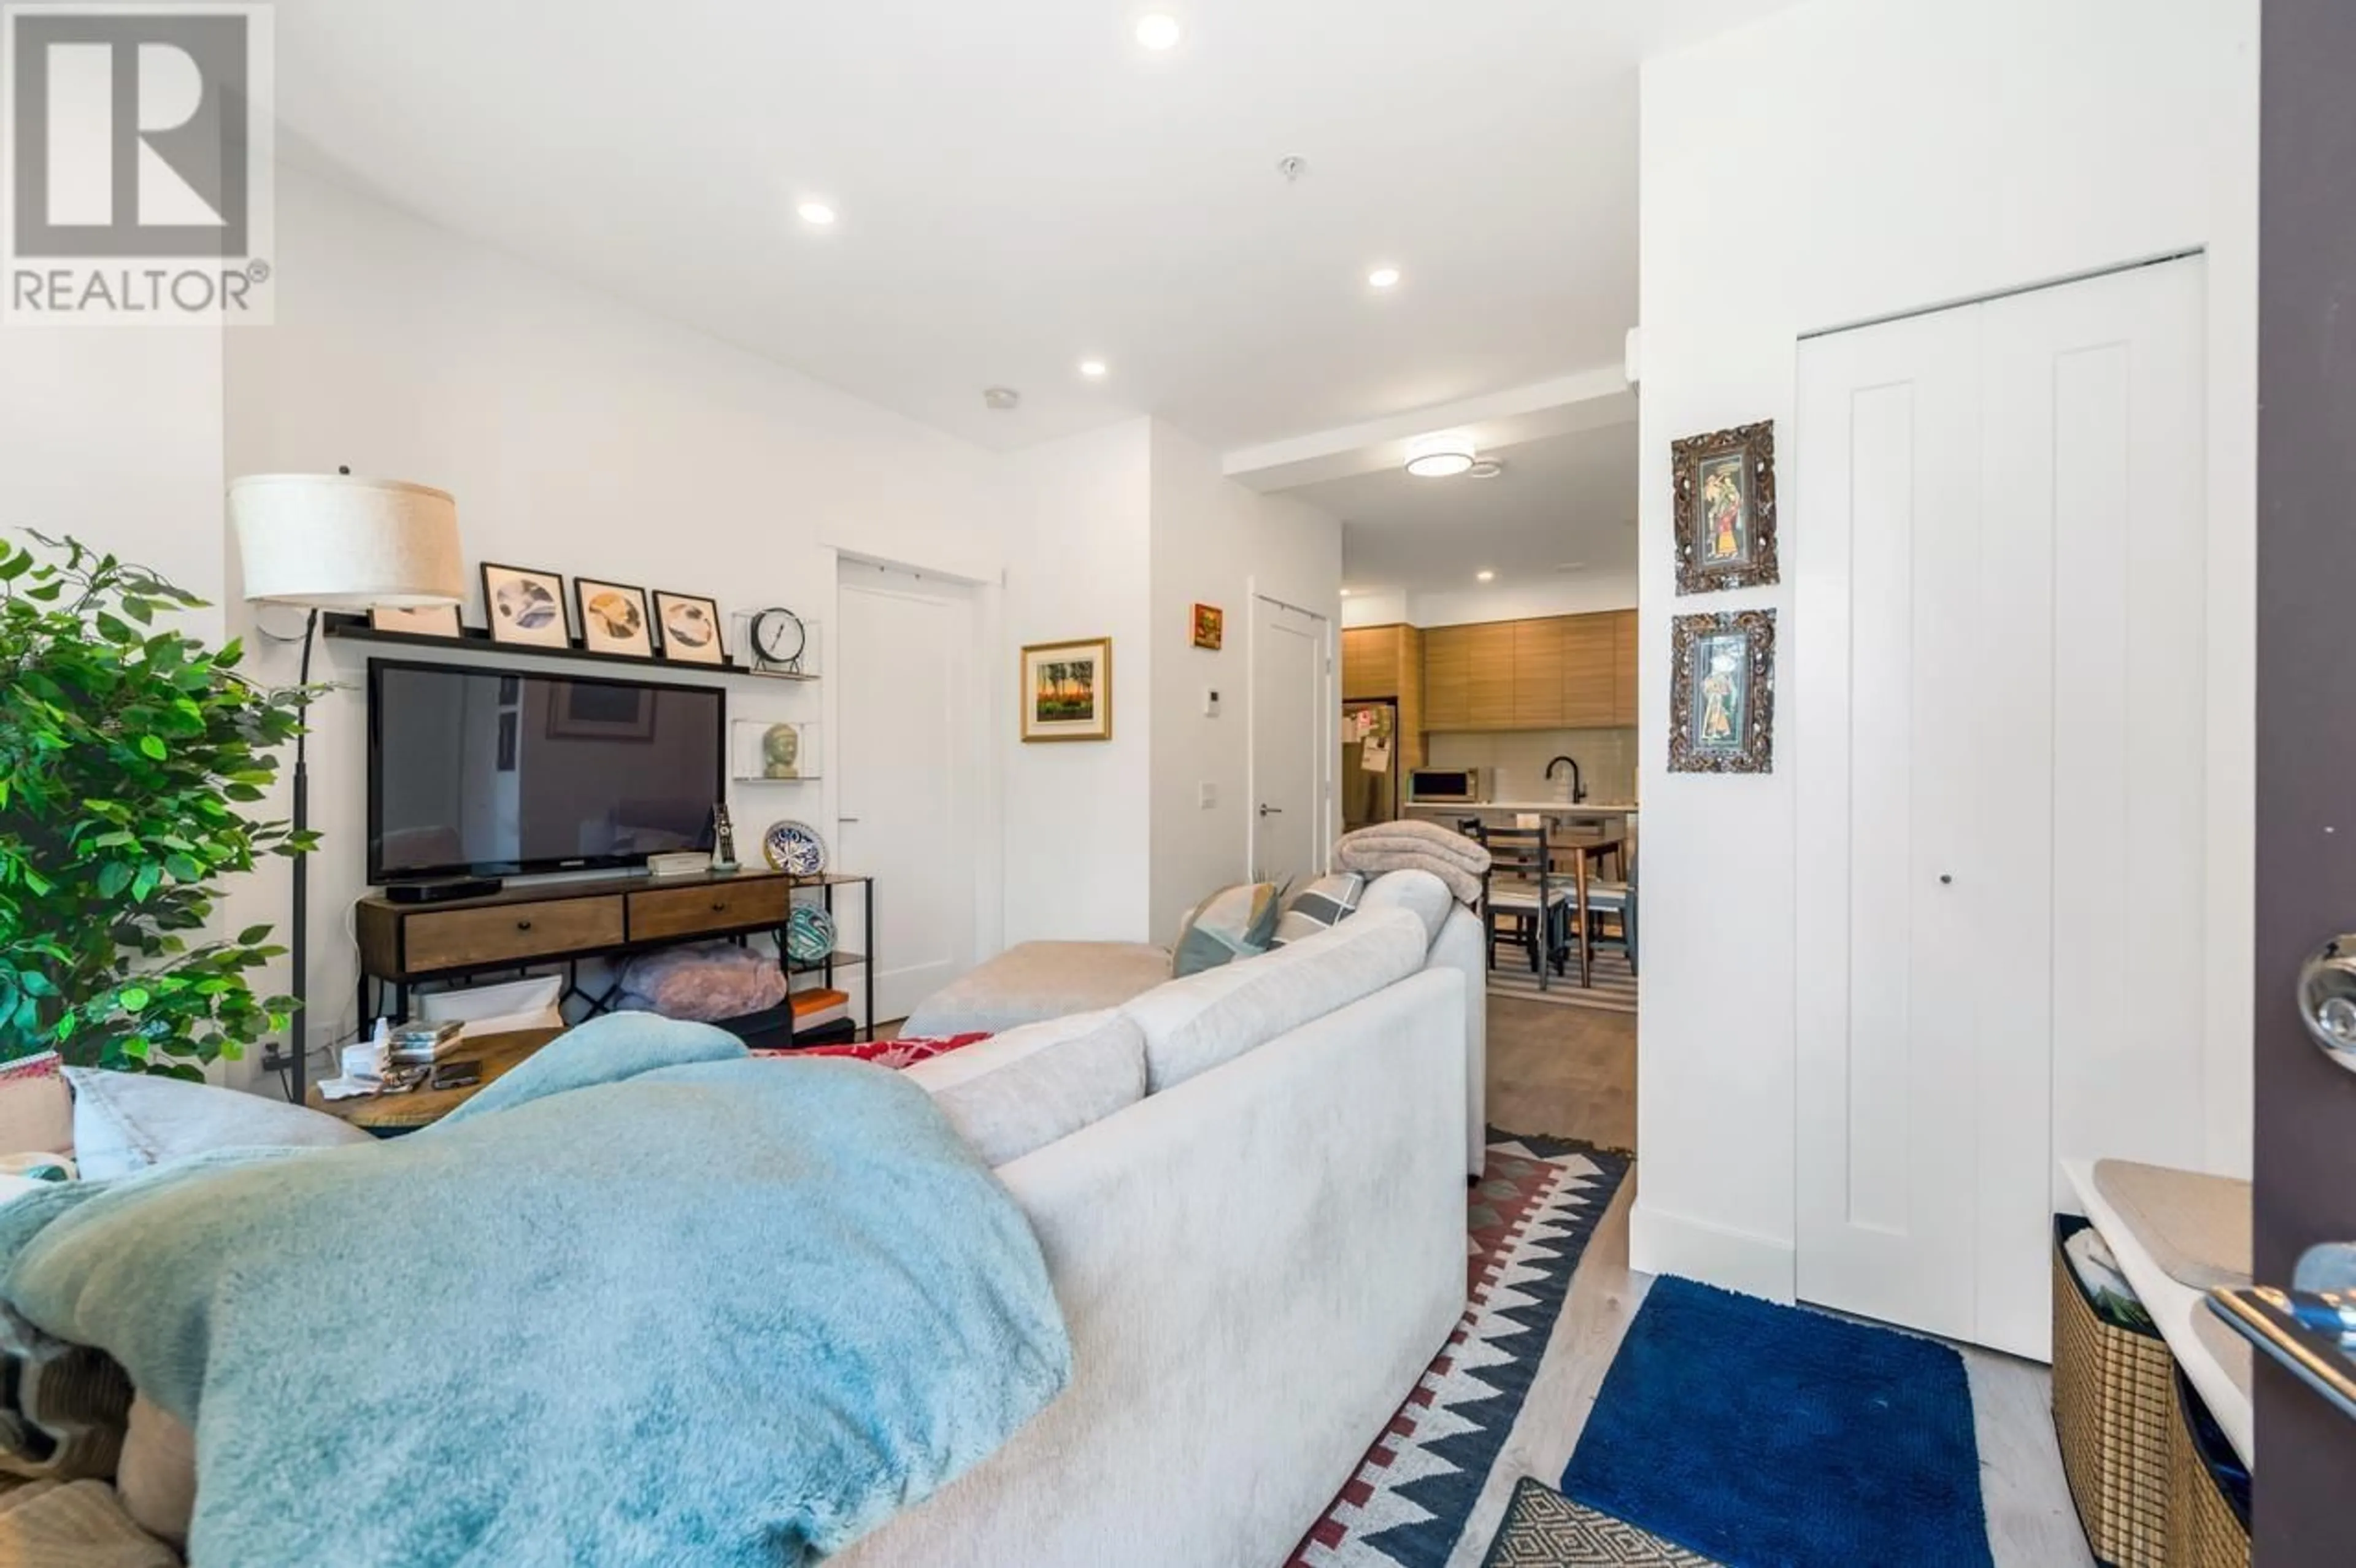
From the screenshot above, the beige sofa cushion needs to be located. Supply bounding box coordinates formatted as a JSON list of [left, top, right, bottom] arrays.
[[1358, 869, 1456, 945], [901, 942, 1172, 1039], [113, 1399, 192, 1549], [904, 1011, 1147, 1167], [0, 1480, 177, 1567], [67, 1069, 371, 1182], [1122, 907, 1429, 1093]]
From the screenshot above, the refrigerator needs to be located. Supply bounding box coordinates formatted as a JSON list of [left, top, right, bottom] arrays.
[[1341, 699, 1401, 832]]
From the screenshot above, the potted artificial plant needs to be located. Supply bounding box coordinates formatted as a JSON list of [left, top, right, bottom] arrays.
[[0, 532, 317, 1078]]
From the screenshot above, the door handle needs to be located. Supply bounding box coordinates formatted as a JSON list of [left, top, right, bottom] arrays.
[[1258, 804, 1283, 817], [2296, 935, 2356, 1074], [2209, 1242, 2356, 1424]]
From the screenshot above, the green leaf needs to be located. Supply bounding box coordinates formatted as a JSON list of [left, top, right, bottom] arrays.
[[118, 986, 150, 1012], [235, 924, 272, 945], [96, 863, 133, 899], [136, 734, 167, 761]]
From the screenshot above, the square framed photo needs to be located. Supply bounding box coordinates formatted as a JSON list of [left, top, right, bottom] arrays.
[[1672, 420, 1778, 594], [1021, 637, 1113, 743], [1191, 603, 1224, 651], [369, 602, 462, 639], [1669, 610, 1776, 774], [652, 591, 727, 665], [481, 563, 570, 648], [574, 578, 654, 658]]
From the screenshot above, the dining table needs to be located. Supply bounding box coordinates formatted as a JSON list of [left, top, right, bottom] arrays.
[[1550, 828, 1628, 988]]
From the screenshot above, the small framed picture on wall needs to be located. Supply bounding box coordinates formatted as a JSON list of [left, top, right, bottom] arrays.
[[1021, 637, 1114, 743], [1668, 610, 1776, 774], [1671, 420, 1779, 594], [653, 591, 727, 664], [574, 578, 654, 658], [482, 563, 570, 648]]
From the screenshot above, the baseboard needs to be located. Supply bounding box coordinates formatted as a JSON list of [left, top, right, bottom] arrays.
[[1629, 1201, 1796, 1302]]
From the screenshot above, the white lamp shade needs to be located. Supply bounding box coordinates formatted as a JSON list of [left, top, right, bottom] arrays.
[[229, 473, 464, 609]]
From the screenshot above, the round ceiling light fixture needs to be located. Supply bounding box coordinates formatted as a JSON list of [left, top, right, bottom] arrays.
[[1079, 359, 1109, 379], [1405, 447, 1476, 479], [1368, 266, 1401, 290], [1135, 12, 1183, 50], [796, 200, 837, 227]]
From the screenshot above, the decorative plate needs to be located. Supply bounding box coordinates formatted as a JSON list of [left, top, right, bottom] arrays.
[[761, 819, 826, 876], [785, 905, 837, 966]]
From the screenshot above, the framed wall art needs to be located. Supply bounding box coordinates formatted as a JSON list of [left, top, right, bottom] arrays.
[[1672, 420, 1778, 594], [1191, 603, 1224, 651], [574, 578, 654, 658], [1022, 637, 1114, 743], [482, 563, 570, 648], [369, 602, 462, 639], [653, 590, 727, 665], [1668, 610, 1776, 774]]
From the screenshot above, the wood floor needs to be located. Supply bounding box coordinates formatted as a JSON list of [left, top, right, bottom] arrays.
[[1469, 995, 2094, 1568]]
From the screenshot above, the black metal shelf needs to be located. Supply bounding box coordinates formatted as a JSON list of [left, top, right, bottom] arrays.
[[320, 613, 817, 680]]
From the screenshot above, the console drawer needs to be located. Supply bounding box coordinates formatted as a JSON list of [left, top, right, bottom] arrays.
[[403, 897, 626, 973], [629, 879, 793, 942]]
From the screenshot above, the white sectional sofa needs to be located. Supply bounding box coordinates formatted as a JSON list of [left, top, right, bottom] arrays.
[[843, 874, 1476, 1567]]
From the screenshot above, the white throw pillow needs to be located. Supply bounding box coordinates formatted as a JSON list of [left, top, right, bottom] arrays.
[[67, 1069, 372, 1182]]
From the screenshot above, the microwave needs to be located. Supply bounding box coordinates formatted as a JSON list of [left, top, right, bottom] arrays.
[[1407, 767, 1484, 804]]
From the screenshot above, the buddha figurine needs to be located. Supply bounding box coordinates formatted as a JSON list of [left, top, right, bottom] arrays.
[[761, 724, 800, 779]]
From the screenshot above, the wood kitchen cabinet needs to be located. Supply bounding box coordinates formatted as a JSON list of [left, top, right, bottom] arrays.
[[1422, 625, 1472, 729], [1511, 618, 1565, 728], [1416, 609, 1638, 734], [1341, 622, 1427, 767], [1560, 614, 1617, 728], [1611, 609, 1638, 725]]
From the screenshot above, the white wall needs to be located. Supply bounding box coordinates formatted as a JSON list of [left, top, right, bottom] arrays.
[[224, 166, 1013, 1075], [1339, 590, 1409, 628], [999, 420, 1157, 945], [1410, 573, 1637, 628], [1148, 422, 1342, 943], [1633, 0, 2258, 1297]]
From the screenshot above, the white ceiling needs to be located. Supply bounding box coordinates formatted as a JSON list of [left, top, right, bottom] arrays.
[[269, 0, 1803, 452], [1296, 420, 1639, 595]]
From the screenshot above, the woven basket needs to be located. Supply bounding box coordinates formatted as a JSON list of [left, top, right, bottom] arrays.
[[2051, 1214, 2171, 1567], [2168, 1369, 2250, 1568]]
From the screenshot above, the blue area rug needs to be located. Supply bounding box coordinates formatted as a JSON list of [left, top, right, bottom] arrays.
[[1561, 1277, 1992, 1568]]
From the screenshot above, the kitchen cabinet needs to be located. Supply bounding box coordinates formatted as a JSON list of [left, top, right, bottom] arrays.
[[1417, 610, 1636, 733], [1422, 625, 1472, 730], [1559, 615, 1617, 728], [1462, 622, 1515, 729], [1511, 618, 1565, 728], [1611, 610, 1638, 726], [1341, 625, 1401, 701]]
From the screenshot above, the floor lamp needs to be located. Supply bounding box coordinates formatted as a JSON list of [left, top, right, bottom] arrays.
[[228, 472, 464, 1103]]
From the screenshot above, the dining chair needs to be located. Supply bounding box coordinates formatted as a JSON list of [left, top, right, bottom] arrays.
[[1582, 851, 1638, 980], [1479, 824, 1573, 990]]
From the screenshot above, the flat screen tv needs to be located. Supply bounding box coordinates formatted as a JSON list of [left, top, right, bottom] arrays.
[[368, 658, 725, 883]]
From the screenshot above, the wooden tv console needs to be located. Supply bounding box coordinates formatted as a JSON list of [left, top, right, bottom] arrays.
[[353, 867, 872, 1036]]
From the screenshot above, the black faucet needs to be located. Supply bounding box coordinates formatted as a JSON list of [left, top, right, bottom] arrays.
[[1546, 755, 1587, 803]]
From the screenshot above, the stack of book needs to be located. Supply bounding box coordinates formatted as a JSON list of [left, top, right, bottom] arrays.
[[789, 988, 850, 1033], [387, 1020, 466, 1067]]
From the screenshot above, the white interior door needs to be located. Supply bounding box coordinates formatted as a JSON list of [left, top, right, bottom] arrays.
[[836, 567, 980, 1024], [1250, 597, 1328, 888], [1796, 257, 2206, 1358]]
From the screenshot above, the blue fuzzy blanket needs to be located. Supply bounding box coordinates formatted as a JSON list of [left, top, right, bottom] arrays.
[[0, 1017, 1072, 1566]]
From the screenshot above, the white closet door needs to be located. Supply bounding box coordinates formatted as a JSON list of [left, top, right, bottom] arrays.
[[1796, 258, 2206, 1359], [1796, 309, 1989, 1347]]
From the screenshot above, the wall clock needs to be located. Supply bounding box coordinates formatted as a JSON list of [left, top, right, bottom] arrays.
[[750, 606, 808, 674]]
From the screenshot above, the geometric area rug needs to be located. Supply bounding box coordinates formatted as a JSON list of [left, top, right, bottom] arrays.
[[1288, 1132, 1634, 1567], [1479, 1478, 1719, 1567]]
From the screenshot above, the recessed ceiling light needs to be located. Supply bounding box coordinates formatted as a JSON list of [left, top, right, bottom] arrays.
[[1135, 12, 1182, 50], [1406, 449, 1476, 479], [1339, 588, 1353, 598], [1368, 266, 1401, 290], [1476, 570, 1496, 583], [796, 200, 837, 227], [1079, 359, 1109, 379]]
